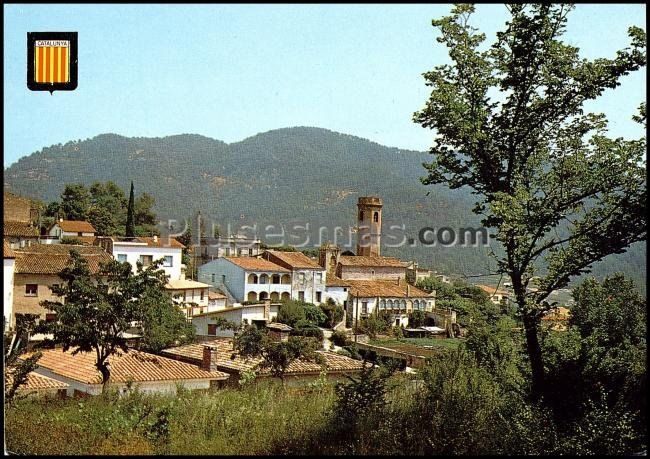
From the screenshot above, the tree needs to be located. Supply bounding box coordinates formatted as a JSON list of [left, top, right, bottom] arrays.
[[134, 192, 159, 236], [277, 300, 307, 327], [234, 325, 324, 381], [139, 286, 196, 353], [409, 310, 426, 328], [125, 181, 136, 237], [414, 4, 646, 397], [60, 183, 90, 220], [4, 315, 41, 404], [37, 250, 188, 391], [321, 299, 345, 329], [88, 181, 128, 236]]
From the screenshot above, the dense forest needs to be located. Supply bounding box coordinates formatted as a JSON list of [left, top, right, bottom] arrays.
[[3, 127, 645, 292]]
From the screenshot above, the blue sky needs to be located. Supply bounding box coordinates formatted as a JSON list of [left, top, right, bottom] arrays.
[[3, 4, 646, 167]]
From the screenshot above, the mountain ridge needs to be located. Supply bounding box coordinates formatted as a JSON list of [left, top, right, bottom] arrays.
[[4, 127, 646, 293]]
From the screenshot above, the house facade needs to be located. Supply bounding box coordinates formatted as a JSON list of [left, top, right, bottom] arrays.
[[46, 219, 96, 244], [11, 244, 113, 327], [262, 250, 327, 303], [476, 284, 510, 305], [4, 241, 16, 331], [165, 278, 212, 318], [198, 235, 262, 261], [346, 279, 436, 328], [336, 255, 407, 281], [198, 257, 292, 303], [191, 301, 281, 337], [95, 235, 184, 280]]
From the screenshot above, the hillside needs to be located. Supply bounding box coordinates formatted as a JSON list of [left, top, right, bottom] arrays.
[[3, 127, 646, 292]]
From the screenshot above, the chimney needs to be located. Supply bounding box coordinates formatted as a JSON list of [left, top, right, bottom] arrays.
[[266, 323, 292, 342], [201, 344, 219, 372]]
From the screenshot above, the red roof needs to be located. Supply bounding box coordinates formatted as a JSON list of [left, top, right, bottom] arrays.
[[338, 256, 406, 268], [56, 220, 96, 233], [263, 250, 323, 270], [224, 257, 289, 272], [3, 221, 39, 238], [3, 240, 15, 258], [13, 244, 113, 274]]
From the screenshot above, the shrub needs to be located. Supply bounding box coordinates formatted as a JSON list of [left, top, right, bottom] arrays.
[[331, 330, 351, 347], [291, 320, 324, 341], [320, 301, 344, 328], [277, 300, 307, 327], [303, 304, 327, 327]]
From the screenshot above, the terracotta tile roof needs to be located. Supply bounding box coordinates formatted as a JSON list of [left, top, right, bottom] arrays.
[[338, 256, 406, 268], [161, 338, 366, 376], [165, 279, 211, 290], [208, 290, 227, 300], [346, 279, 433, 298], [4, 240, 16, 258], [110, 236, 185, 249], [56, 220, 96, 233], [263, 250, 323, 270], [13, 244, 113, 274], [3, 192, 38, 223], [326, 275, 350, 287], [266, 322, 293, 332], [3, 221, 39, 238], [5, 372, 70, 392], [25, 348, 229, 385], [224, 256, 289, 272], [476, 284, 509, 296]]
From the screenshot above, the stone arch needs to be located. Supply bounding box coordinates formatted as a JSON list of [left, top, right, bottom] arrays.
[[248, 273, 258, 284], [260, 274, 269, 284], [272, 274, 280, 284], [259, 291, 269, 301], [281, 292, 291, 301], [247, 291, 258, 302], [281, 274, 291, 284], [270, 292, 280, 301]]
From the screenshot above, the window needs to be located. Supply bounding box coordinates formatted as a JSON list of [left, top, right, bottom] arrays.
[[45, 313, 57, 322], [359, 211, 364, 220], [298, 272, 305, 283], [298, 291, 305, 301], [51, 283, 60, 292], [373, 212, 379, 223], [207, 324, 217, 335], [139, 255, 153, 266], [117, 254, 127, 262], [78, 231, 83, 237], [249, 248, 253, 256], [183, 292, 187, 302], [25, 284, 38, 296], [200, 290, 204, 301], [316, 272, 322, 283], [316, 291, 322, 303], [211, 273, 216, 283], [238, 249, 243, 256], [361, 301, 368, 315], [163, 256, 173, 267], [225, 248, 231, 256]]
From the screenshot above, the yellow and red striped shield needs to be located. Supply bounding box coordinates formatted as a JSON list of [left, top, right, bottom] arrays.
[[27, 32, 78, 92], [34, 40, 70, 84]]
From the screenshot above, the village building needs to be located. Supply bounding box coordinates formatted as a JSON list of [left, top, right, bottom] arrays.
[[165, 278, 212, 318], [323, 275, 350, 307], [3, 192, 41, 249], [197, 256, 292, 303], [476, 284, 511, 305], [46, 219, 96, 244], [10, 244, 113, 328], [25, 347, 230, 396], [4, 240, 16, 331], [345, 279, 436, 328], [207, 289, 228, 310], [191, 301, 281, 337], [261, 250, 327, 303], [161, 337, 367, 387], [336, 255, 407, 281], [4, 221, 40, 249], [5, 372, 70, 399], [95, 235, 185, 280], [198, 234, 262, 261]]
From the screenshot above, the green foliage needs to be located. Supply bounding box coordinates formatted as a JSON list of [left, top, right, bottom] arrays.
[[126, 181, 136, 237], [303, 303, 327, 327], [36, 250, 191, 388], [320, 301, 344, 328], [414, 2, 647, 396], [409, 310, 426, 328], [331, 330, 351, 347], [4, 315, 42, 404], [60, 183, 90, 220], [139, 289, 196, 353], [291, 320, 324, 341], [59, 236, 82, 245], [277, 300, 325, 328], [234, 325, 324, 379], [354, 314, 390, 339]]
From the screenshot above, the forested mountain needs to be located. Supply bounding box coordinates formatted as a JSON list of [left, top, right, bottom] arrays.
[[4, 127, 646, 292]]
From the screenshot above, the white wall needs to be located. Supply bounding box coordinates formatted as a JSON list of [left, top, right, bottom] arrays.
[[198, 258, 246, 301], [324, 286, 348, 306], [193, 304, 279, 337], [4, 258, 15, 330], [113, 243, 182, 280], [291, 269, 326, 304]]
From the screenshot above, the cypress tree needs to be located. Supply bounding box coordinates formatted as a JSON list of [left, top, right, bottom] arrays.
[[126, 181, 135, 237]]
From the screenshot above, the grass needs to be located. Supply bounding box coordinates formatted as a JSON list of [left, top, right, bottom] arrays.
[[369, 337, 464, 356]]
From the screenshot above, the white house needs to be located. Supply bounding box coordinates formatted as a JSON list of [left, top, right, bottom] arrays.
[[95, 235, 185, 281], [4, 240, 16, 331], [346, 279, 436, 328], [324, 275, 350, 307], [165, 278, 212, 318], [198, 257, 291, 303], [476, 284, 510, 305], [48, 219, 96, 243], [199, 234, 262, 260], [191, 301, 281, 337], [261, 250, 327, 303]]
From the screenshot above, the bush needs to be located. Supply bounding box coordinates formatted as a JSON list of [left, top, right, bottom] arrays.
[[331, 330, 351, 347], [277, 300, 307, 327], [291, 320, 324, 341], [409, 310, 426, 328], [320, 301, 344, 328], [303, 304, 327, 327]]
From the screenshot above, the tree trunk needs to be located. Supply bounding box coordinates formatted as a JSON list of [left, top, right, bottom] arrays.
[[97, 361, 111, 393], [522, 310, 545, 400]]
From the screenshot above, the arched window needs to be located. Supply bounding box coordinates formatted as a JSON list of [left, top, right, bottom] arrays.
[[259, 292, 269, 300], [248, 273, 258, 284], [400, 300, 407, 311], [247, 291, 258, 302], [387, 300, 394, 309], [373, 212, 379, 223], [413, 300, 420, 310], [260, 274, 269, 284], [272, 274, 280, 284], [379, 299, 386, 310]]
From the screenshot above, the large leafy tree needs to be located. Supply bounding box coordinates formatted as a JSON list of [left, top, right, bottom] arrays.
[[59, 183, 91, 221], [37, 250, 192, 391], [414, 4, 646, 397]]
